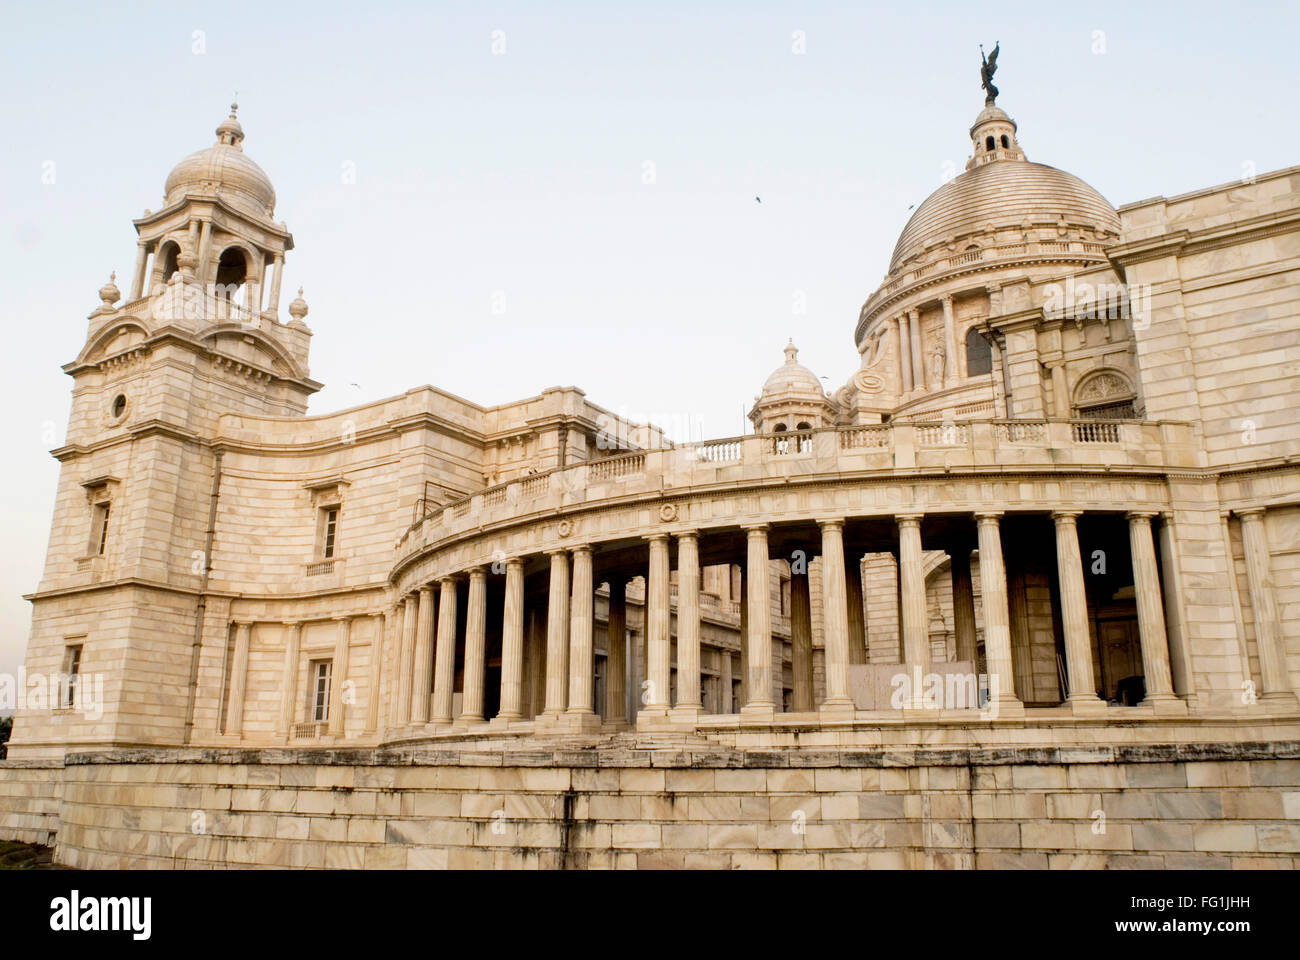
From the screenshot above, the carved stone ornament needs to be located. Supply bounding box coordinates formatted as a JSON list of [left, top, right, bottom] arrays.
[[658, 503, 679, 522]]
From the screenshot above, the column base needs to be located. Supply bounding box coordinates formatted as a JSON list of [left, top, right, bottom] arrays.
[[635, 708, 676, 732], [669, 705, 703, 723], [1256, 690, 1300, 713], [558, 710, 603, 732], [1139, 694, 1188, 717], [739, 703, 776, 723], [487, 713, 523, 731], [818, 700, 856, 722], [1067, 695, 1108, 717], [981, 694, 1024, 720]]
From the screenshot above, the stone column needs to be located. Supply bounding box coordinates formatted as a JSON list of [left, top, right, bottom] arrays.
[[543, 551, 570, 717], [941, 295, 959, 388], [673, 532, 702, 716], [196, 220, 212, 288], [566, 546, 598, 724], [1053, 511, 1103, 711], [1127, 513, 1180, 709], [819, 519, 855, 711], [738, 564, 749, 705], [721, 651, 733, 713], [277, 621, 302, 738], [411, 584, 436, 723], [1050, 364, 1070, 418], [605, 579, 627, 722], [1238, 509, 1295, 703], [896, 315, 914, 395], [975, 513, 1023, 715], [226, 621, 252, 736], [742, 525, 775, 714], [267, 253, 284, 314], [846, 553, 867, 666], [395, 595, 418, 725], [431, 577, 459, 723], [460, 567, 488, 723], [790, 564, 814, 711], [365, 612, 386, 734], [951, 547, 977, 664], [897, 515, 928, 707], [130, 241, 149, 300], [496, 558, 525, 722], [908, 310, 925, 391], [642, 534, 672, 717], [328, 616, 351, 736]]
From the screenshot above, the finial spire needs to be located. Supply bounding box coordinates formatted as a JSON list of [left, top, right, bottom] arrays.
[[215, 100, 245, 148], [784, 339, 799, 363], [980, 41, 1000, 105]]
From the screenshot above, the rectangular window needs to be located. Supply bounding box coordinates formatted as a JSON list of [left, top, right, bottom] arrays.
[[63, 644, 84, 708], [780, 576, 791, 615], [310, 659, 332, 722], [90, 502, 111, 556], [322, 507, 339, 559]]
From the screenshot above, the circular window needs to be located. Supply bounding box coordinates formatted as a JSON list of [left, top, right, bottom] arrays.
[[111, 394, 127, 419]]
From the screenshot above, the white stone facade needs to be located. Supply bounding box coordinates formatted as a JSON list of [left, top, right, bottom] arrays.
[[4, 90, 1300, 869]]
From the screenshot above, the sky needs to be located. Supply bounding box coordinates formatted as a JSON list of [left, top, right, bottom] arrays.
[[2, 0, 1298, 684]]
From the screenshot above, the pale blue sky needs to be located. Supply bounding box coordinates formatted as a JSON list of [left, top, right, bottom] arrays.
[[2, 0, 1298, 682]]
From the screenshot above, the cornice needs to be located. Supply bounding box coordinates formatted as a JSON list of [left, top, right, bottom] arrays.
[[1109, 207, 1300, 267]]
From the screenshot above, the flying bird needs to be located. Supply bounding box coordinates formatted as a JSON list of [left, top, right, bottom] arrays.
[[755, 196, 761, 204]]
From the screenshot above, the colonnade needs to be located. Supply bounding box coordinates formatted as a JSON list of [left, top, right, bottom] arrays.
[[386, 509, 1195, 730]]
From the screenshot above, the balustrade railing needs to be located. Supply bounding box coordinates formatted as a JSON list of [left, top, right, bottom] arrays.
[[393, 418, 1183, 559]]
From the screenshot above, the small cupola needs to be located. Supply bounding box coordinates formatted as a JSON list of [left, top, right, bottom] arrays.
[[748, 339, 836, 434]]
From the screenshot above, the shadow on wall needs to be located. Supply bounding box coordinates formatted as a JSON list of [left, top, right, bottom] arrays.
[[0, 716, 11, 760]]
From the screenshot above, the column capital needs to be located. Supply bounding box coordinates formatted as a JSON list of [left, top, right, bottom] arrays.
[[973, 511, 1003, 523], [676, 529, 700, 541], [467, 565, 488, 579], [330, 615, 354, 624], [232, 619, 255, 629], [417, 582, 435, 596], [283, 620, 303, 629], [816, 517, 846, 530], [1124, 511, 1158, 522], [570, 543, 593, 556], [896, 513, 923, 527], [545, 547, 569, 557], [1235, 507, 1267, 522], [643, 532, 670, 544], [504, 556, 524, 570], [1050, 509, 1082, 522], [741, 523, 770, 535]]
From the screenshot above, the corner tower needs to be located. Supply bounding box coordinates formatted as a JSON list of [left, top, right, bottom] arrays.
[[10, 107, 320, 757]]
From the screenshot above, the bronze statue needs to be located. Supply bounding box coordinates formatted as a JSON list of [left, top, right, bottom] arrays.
[[980, 42, 1000, 104]]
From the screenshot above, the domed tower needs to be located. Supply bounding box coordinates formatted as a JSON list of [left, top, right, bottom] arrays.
[[849, 49, 1133, 424], [749, 341, 836, 434], [13, 107, 322, 754]]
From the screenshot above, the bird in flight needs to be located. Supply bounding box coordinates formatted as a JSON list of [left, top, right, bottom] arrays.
[[755, 196, 761, 204]]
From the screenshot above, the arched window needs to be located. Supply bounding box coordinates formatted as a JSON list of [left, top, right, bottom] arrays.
[[795, 422, 811, 431], [985, 136, 995, 151], [214, 248, 248, 313], [1000, 134, 1010, 148], [773, 423, 788, 433], [965, 327, 992, 376], [158, 241, 180, 283]]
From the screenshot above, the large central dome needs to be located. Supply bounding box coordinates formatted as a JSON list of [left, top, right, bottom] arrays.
[[887, 101, 1119, 274], [890, 160, 1119, 273]]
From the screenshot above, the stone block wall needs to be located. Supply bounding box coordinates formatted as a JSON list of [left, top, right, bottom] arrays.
[[4, 744, 1299, 869]]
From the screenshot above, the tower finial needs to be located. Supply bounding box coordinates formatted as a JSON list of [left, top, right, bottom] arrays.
[[784, 339, 798, 363], [980, 41, 1000, 105]]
